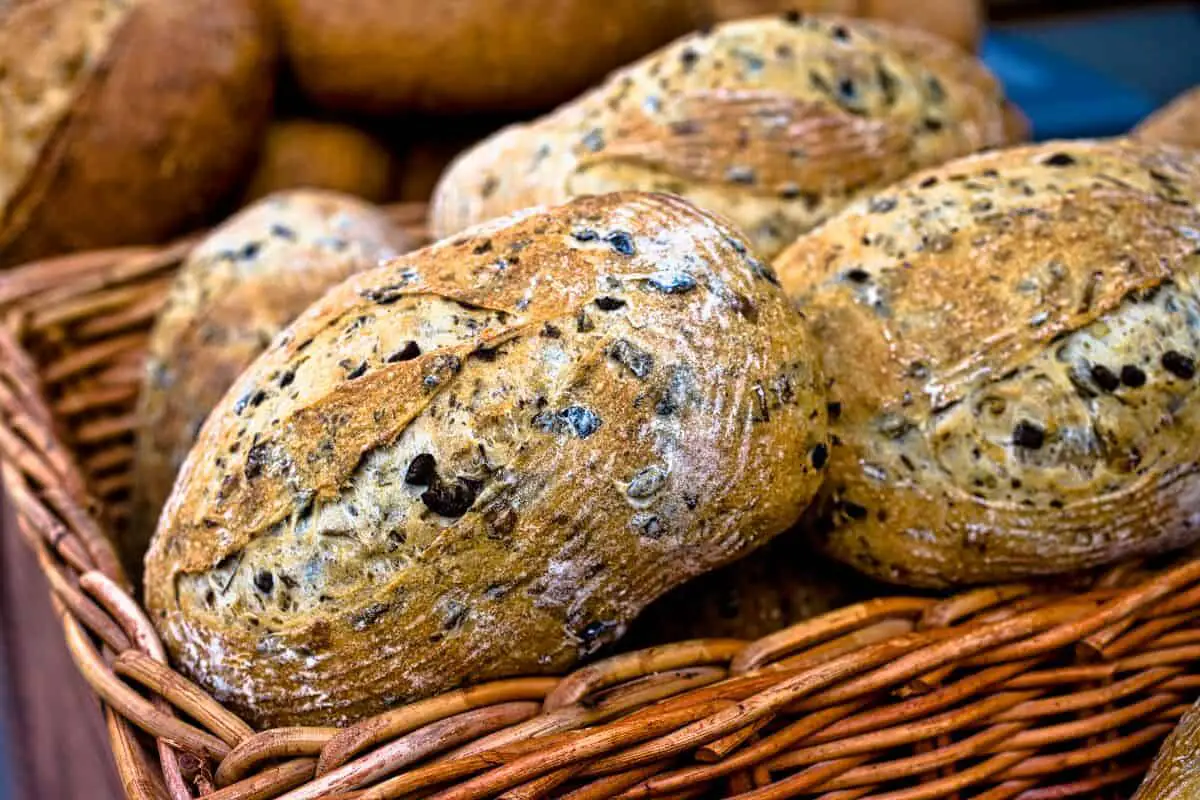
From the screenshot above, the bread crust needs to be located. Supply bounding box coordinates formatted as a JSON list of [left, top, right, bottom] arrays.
[[0, 0, 276, 265], [431, 14, 1013, 259], [145, 192, 828, 727], [1134, 86, 1200, 151], [243, 121, 394, 204], [1134, 696, 1200, 800], [131, 191, 412, 576], [776, 139, 1200, 587]]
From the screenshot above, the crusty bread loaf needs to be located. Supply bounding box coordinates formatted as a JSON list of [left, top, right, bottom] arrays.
[[243, 120, 395, 204], [0, 0, 275, 266], [706, 0, 983, 53], [1134, 697, 1200, 800], [432, 14, 1014, 259], [131, 191, 412, 577], [1134, 86, 1200, 151], [630, 533, 877, 643], [145, 191, 829, 727], [776, 139, 1200, 587], [273, 0, 699, 115]]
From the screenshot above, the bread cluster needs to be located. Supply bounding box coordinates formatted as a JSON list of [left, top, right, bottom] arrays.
[[116, 12, 1200, 730]]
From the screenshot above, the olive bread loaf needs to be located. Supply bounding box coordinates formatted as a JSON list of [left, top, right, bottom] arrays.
[[131, 191, 412, 575], [145, 191, 829, 727], [432, 14, 1014, 259], [776, 139, 1200, 587]]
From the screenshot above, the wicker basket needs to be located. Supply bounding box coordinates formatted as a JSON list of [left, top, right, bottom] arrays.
[[1, 204, 1199, 800]]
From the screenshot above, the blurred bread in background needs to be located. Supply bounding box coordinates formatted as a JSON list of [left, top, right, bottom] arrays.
[[1133, 86, 1200, 150], [244, 119, 394, 203], [0, 0, 276, 267]]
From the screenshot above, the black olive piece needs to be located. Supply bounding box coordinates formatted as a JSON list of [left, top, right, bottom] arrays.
[[405, 453, 437, 486], [572, 228, 599, 242], [726, 166, 756, 184], [918, 176, 939, 189], [609, 339, 654, 379], [826, 401, 842, 420], [1163, 351, 1196, 380], [540, 323, 562, 339], [278, 370, 295, 388], [647, 272, 698, 294], [679, 47, 699, 69], [345, 361, 368, 380], [244, 442, 270, 479], [627, 466, 668, 499], [579, 620, 618, 649], [1090, 364, 1120, 392], [836, 78, 856, 101], [606, 231, 636, 256], [253, 571, 274, 593], [595, 296, 627, 311], [421, 476, 482, 518], [748, 258, 781, 287], [1043, 152, 1076, 167], [923, 118, 944, 132], [926, 76, 946, 102], [868, 197, 897, 214], [387, 341, 422, 363], [581, 128, 605, 152], [472, 240, 493, 255], [234, 388, 264, 415], [844, 268, 871, 283], [480, 175, 499, 198], [632, 513, 663, 538], [548, 405, 602, 438], [842, 501, 868, 520], [1012, 420, 1045, 450], [724, 235, 748, 255], [1120, 365, 1146, 388], [239, 241, 261, 260], [360, 284, 407, 305], [811, 443, 829, 469], [270, 224, 296, 241], [831, 24, 849, 41], [783, 9, 802, 23]]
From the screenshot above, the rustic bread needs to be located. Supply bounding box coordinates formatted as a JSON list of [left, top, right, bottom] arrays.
[[273, 0, 700, 115], [776, 139, 1200, 587], [630, 533, 877, 643], [1134, 696, 1200, 800], [432, 14, 1014, 259], [0, 0, 275, 266], [706, 0, 983, 53], [131, 191, 412, 577], [145, 192, 829, 727], [243, 120, 395, 204], [1134, 86, 1200, 151]]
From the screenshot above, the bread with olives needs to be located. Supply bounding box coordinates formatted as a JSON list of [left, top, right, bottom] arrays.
[[131, 191, 412, 575], [776, 139, 1200, 587], [432, 14, 1014, 259], [145, 191, 829, 727]]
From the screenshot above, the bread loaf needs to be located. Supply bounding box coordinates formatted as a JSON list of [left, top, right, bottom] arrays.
[[776, 139, 1200, 587], [1134, 86, 1200, 151], [145, 191, 828, 727], [0, 0, 275, 266], [1133, 697, 1200, 799], [273, 0, 699, 115], [131, 191, 412, 576], [243, 121, 395, 204], [432, 14, 1014, 259], [706, 0, 983, 53]]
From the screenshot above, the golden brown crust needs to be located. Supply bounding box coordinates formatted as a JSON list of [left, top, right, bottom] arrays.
[[1134, 697, 1200, 800], [145, 191, 828, 727], [776, 138, 1200, 587], [431, 14, 1013, 259], [1134, 86, 1200, 151], [130, 191, 412, 578], [0, 0, 276, 266], [274, 0, 700, 115], [243, 120, 395, 204]]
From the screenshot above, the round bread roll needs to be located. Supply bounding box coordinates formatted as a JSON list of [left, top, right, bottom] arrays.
[[131, 191, 413, 576], [145, 192, 829, 727], [776, 139, 1200, 587], [432, 14, 1014, 259], [1133, 696, 1200, 800], [0, 0, 275, 266], [1133, 86, 1200, 151], [629, 533, 878, 643], [706, 0, 983, 53], [273, 0, 699, 115], [243, 120, 395, 204]]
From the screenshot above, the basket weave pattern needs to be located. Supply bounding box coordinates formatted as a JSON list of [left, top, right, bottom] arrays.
[[1, 205, 1198, 800]]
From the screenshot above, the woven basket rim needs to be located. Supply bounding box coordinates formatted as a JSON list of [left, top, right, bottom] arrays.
[[1, 216, 1197, 800]]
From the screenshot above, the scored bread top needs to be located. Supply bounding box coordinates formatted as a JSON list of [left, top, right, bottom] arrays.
[[130, 191, 410, 572], [145, 192, 827, 726], [432, 13, 1011, 258], [0, 0, 132, 210], [776, 138, 1200, 586]]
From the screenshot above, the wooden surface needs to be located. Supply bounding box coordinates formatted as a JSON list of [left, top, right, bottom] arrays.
[[0, 492, 122, 800]]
